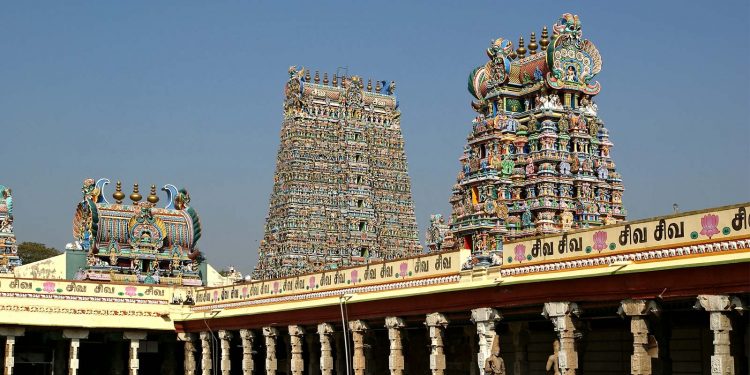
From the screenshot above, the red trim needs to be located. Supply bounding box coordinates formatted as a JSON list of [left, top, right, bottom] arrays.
[[175, 263, 750, 332]]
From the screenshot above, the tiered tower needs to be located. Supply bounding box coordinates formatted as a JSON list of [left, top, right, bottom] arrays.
[[252, 67, 421, 279], [0, 185, 20, 272], [448, 14, 626, 261], [71, 178, 204, 285]]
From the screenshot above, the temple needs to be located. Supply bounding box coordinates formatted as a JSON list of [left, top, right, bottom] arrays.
[[71, 178, 205, 286], [447, 13, 625, 262], [252, 67, 421, 279], [0, 12, 746, 375], [0, 185, 20, 273]]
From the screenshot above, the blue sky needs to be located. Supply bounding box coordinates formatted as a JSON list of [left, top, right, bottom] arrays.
[[1, 1, 748, 273]]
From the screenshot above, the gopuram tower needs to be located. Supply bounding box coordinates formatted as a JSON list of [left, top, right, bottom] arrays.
[[447, 14, 626, 261], [252, 67, 421, 279]]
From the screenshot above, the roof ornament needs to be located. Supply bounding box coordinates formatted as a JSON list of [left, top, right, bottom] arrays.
[[113, 181, 125, 204], [516, 36, 526, 58], [130, 183, 142, 203], [528, 32, 538, 55], [162, 184, 179, 210]]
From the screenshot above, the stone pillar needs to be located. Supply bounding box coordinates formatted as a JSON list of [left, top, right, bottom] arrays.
[[384, 317, 405, 375], [0, 327, 24, 375], [63, 329, 89, 375], [239, 329, 255, 375], [619, 299, 659, 375], [508, 322, 529, 375], [542, 302, 580, 375], [471, 308, 502, 375], [317, 323, 334, 375], [697, 295, 744, 375], [123, 331, 147, 375], [349, 320, 369, 375], [426, 313, 449, 375], [218, 330, 232, 375], [263, 327, 279, 375], [199, 332, 212, 375], [288, 325, 304, 375], [177, 333, 198, 375]]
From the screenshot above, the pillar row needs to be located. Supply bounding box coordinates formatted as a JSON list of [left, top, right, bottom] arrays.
[[263, 327, 279, 375], [384, 317, 405, 375], [288, 325, 304, 375], [348, 320, 369, 375], [218, 330, 232, 375], [426, 313, 449, 375], [0, 327, 24, 375], [123, 331, 147, 375], [63, 329, 88, 375], [317, 323, 334, 375], [239, 329, 255, 375], [199, 332, 212, 375], [619, 299, 659, 375], [177, 333, 197, 375], [471, 308, 502, 375], [543, 302, 579, 375], [697, 295, 744, 375]]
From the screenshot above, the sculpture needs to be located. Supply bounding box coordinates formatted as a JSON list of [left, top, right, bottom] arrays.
[[483, 335, 506, 375], [545, 340, 562, 375]]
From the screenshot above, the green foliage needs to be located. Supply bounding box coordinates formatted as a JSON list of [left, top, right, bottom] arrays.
[[17, 242, 61, 264]]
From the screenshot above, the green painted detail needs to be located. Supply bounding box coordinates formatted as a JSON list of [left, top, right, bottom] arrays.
[[609, 243, 616, 250], [722, 227, 731, 235], [690, 231, 699, 239], [585, 246, 592, 253], [507, 256, 513, 263]]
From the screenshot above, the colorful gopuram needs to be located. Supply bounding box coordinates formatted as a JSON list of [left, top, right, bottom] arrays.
[[252, 67, 421, 279], [448, 13, 626, 262], [0, 185, 20, 273], [71, 178, 205, 285]]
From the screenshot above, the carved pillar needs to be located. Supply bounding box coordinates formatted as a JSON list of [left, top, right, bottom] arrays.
[[218, 331, 232, 375], [619, 299, 659, 375], [471, 308, 502, 375], [697, 295, 744, 375], [123, 331, 147, 375], [426, 313, 449, 375], [199, 332, 212, 375], [178, 333, 198, 375], [288, 325, 304, 375], [542, 302, 580, 375], [384, 317, 406, 375], [263, 327, 279, 375], [317, 323, 334, 375], [63, 329, 89, 375], [239, 329, 255, 375], [0, 327, 24, 375], [348, 320, 369, 375]]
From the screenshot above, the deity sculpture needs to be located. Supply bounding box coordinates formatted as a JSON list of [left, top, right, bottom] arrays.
[[483, 335, 506, 375], [545, 340, 561, 375]]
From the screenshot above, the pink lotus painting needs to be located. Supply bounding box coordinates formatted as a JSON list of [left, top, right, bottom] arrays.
[[43, 281, 56, 293], [308, 276, 316, 289], [273, 281, 280, 294], [593, 231, 607, 252], [514, 244, 526, 263], [350, 270, 358, 284], [399, 262, 408, 278], [125, 286, 137, 297], [241, 287, 248, 298], [700, 214, 720, 238]]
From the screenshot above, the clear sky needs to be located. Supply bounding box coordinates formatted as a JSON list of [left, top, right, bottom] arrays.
[[1, 1, 748, 274]]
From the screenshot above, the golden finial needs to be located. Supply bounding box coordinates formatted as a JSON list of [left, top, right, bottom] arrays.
[[130, 183, 142, 203], [540, 26, 550, 51], [516, 36, 526, 58], [113, 180, 125, 204], [304, 69, 311, 82], [528, 32, 538, 54], [375, 80, 382, 92], [367, 79, 372, 92], [147, 184, 159, 204], [332, 74, 338, 86], [323, 72, 329, 85], [314, 70, 320, 83]]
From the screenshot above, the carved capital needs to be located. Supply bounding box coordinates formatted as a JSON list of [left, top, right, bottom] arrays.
[[425, 312, 449, 328], [288, 325, 305, 337], [385, 317, 405, 329], [542, 302, 580, 319], [696, 295, 744, 312], [262, 326, 279, 337], [471, 307, 502, 324], [239, 329, 255, 340], [317, 323, 334, 336], [349, 320, 369, 332], [177, 332, 196, 342], [619, 299, 659, 317], [218, 330, 233, 341], [199, 331, 212, 341]]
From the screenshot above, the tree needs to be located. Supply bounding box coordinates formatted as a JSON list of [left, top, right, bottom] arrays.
[[17, 242, 61, 264]]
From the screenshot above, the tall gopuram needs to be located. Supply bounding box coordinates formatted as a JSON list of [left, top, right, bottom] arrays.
[[0, 185, 20, 272], [449, 13, 626, 261], [71, 178, 205, 285], [252, 67, 421, 279]]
